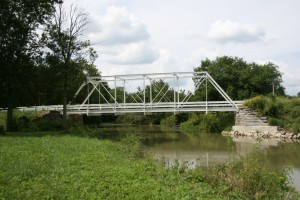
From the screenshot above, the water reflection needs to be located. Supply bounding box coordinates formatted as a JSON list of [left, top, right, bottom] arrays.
[[96, 126, 300, 191]]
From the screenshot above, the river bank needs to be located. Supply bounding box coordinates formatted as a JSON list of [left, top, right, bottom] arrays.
[[1, 130, 299, 199]]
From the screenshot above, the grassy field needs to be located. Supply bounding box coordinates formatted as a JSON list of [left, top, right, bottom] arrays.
[[1, 131, 299, 199], [0, 132, 221, 199]]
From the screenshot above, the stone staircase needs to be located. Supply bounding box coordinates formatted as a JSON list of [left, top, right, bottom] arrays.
[[224, 106, 299, 139], [235, 106, 269, 126]]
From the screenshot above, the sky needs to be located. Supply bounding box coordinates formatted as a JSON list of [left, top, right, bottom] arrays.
[[65, 0, 300, 96]]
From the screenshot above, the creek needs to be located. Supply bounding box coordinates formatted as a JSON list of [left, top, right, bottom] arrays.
[[97, 125, 300, 192]]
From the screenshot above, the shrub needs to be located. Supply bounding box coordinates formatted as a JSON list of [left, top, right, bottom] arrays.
[[293, 117, 300, 133], [160, 115, 177, 128], [245, 95, 266, 112], [33, 118, 64, 131], [180, 120, 197, 132], [179, 112, 234, 133], [198, 113, 220, 133], [202, 150, 299, 199], [16, 116, 31, 131], [268, 117, 286, 127], [291, 106, 300, 118]]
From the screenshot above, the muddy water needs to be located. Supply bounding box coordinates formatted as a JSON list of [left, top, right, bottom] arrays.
[[97, 125, 300, 192]]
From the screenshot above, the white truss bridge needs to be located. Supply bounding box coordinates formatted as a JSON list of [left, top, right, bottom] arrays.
[[15, 72, 243, 115]]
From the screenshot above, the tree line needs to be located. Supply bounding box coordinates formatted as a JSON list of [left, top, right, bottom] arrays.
[[0, 1, 286, 131]]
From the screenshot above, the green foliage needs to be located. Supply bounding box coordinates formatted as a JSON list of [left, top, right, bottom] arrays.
[[0, 0, 59, 130], [116, 113, 166, 126], [160, 115, 177, 128], [32, 118, 64, 131], [200, 150, 299, 199], [268, 117, 286, 127], [180, 120, 198, 132], [194, 56, 285, 100], [245, 95, 300, 132], [0, 133, 219, 199], [1, 133, 297, 199], [180, 112, 234, 133], [293, 117, 300, 133]]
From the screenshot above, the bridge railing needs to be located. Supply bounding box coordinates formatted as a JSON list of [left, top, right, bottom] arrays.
[[12, 101, 244, 115]]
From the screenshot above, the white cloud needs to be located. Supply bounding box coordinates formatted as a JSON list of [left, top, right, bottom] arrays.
[[89, 6, 159, 65], [208, 20, 265, 44], [97, 6, 149, 46], [79, 1, 300, 96], [185, 48, 221, 68], [102, 42, 159, 65]]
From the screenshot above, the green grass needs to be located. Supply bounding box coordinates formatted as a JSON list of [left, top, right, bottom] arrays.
[[0, 132, 298, 199], [0, 132, 221, 199]]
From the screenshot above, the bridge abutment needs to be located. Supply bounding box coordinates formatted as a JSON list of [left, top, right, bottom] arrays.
[[233, 106, 278, 134]]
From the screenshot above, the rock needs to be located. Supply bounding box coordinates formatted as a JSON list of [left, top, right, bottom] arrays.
[[292, 134, 298, 140], [221, 131, 228, 136], [257, 132, 263, 138], [275, 132, 281, 138], [234, 130, 239, 137], [285, 132, 293, 139], [245, 132, 251, 137]]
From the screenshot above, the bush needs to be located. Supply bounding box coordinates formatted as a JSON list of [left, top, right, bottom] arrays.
[[179, 112, 234, 133], [202, 150, 299, 199], [293, 117, 300, 133], [16, 116, 31, 131], [198, 113, 220, 133], [268, 117, 286, 127], [180, 120, 197, 132], [245, 95, 266, 112], [291, 106, 300, 118], [245, 96, 300, 132], [160, 115, 177, 128], [33, 118, 64, 131]]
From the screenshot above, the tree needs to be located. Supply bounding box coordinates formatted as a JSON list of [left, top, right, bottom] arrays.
[[42, 3, 97, 129], [193, 56, 285, 100], [0, 0, 59, 131], [32, 58, 100, 106]]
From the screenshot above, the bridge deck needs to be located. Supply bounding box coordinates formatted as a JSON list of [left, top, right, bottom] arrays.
[[16, 101, 243, 115]]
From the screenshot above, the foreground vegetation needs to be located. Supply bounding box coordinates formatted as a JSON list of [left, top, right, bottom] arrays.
[[0, 131, 299, 199], [245, 95, 300, 133]]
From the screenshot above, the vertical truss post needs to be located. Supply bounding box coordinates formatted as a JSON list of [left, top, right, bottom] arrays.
[[149, 77, 152, 108], [87, 82, 90, 115], [205, 73, 208, 114], [123, 80, 126, 105], [98, 82, 101, 104], [143, 75, 146, 114], [114, 76, 117, 114], [177, 75, 179, 108], [173, 74, 177, 114]]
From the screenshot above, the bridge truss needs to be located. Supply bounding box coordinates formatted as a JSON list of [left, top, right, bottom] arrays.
[[63, 72, 240, 115]]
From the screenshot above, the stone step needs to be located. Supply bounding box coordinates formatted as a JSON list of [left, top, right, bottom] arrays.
[[235, 106, 269, 126]]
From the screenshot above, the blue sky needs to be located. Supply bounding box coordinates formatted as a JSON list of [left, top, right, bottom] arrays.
[[65, 0, 300, 95]]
